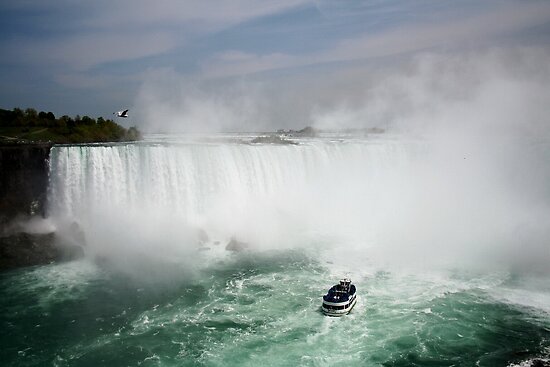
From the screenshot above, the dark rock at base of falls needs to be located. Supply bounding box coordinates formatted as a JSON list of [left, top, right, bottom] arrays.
[[0, 232, 84, 272], [225, 237, 249, 252]]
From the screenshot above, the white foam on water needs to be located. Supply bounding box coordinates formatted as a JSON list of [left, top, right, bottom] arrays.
[[7, 259, 104, 309]]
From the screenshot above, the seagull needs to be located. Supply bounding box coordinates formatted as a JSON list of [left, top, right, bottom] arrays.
[[114, 109, 129, 118]]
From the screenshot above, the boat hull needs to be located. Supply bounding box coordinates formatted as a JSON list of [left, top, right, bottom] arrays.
[[322, 295, 357, 317]]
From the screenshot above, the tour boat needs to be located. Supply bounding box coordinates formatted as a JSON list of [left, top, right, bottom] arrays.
[[321, 278, 357, 316]]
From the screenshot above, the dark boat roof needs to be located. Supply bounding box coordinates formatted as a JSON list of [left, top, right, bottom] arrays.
[[323, 283, 356, 303]]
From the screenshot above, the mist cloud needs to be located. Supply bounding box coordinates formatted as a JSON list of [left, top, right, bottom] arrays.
[[134, 46, 550, 137], [129, 46, 550, 275]]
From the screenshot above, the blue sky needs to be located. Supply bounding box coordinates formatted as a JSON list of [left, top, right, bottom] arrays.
[[1, 0, 549, 131]]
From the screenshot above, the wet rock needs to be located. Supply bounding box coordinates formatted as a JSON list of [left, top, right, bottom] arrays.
[[0, 144, 52, 227], [277, 126, 318, 137], [530, 359, 550, 367], [295, 126, 317, 137], [225, 237, 249, 252], [250, 135, 297, 145], [0, 232, 84, 272]]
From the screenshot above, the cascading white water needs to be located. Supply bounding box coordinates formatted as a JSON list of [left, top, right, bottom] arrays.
[[47, 137, 419, 261], [46, 134, 550, 273]]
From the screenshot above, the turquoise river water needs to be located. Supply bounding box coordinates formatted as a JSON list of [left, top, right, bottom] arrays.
[[1, 134, 549, 366]]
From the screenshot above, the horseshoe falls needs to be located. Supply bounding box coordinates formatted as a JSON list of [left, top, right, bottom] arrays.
[[2, 134, 550, 367]]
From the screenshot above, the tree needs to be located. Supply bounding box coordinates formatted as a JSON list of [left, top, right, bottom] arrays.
[[12, 108, 23, 117], [67, 117, 76, 129], [24, 108, 37, 119], [22, 108, 37, 127], [1, 106, 142, 143], [81, 116, 95, 125], [0, 108, 15, 126], [12, 108, 25, 126]]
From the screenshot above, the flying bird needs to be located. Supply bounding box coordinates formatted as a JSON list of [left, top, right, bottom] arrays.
[[114, 109, 129, 118]]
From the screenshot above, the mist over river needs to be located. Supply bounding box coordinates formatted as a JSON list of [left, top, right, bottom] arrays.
[[1, 133, 549, 366]]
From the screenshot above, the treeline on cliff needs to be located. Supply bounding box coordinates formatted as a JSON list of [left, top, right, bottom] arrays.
[[0, 107, 141, 143]]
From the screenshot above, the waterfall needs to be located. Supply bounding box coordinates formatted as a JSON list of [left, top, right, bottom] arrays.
[[46, 135, 550, 271], [47, 138, 415, 258]]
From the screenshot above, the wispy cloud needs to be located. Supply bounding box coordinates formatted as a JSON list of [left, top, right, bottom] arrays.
[[1, 0, 549, 120], [201, 1, 550, 78], [201, 51, 298, 78], [23, 32, 178, 71], [1, 0, 311, 71], [86, 0, 311, 30]]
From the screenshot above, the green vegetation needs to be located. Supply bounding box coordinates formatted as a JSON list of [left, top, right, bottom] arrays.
[[0, 107, 142, 144]]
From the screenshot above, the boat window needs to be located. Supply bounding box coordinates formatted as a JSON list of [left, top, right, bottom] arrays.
[[323, 304, 347, 310]]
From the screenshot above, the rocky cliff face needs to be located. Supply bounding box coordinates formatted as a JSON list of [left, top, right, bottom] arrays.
[[0, 143, 52, 227], [0, 143, 79, 271]]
